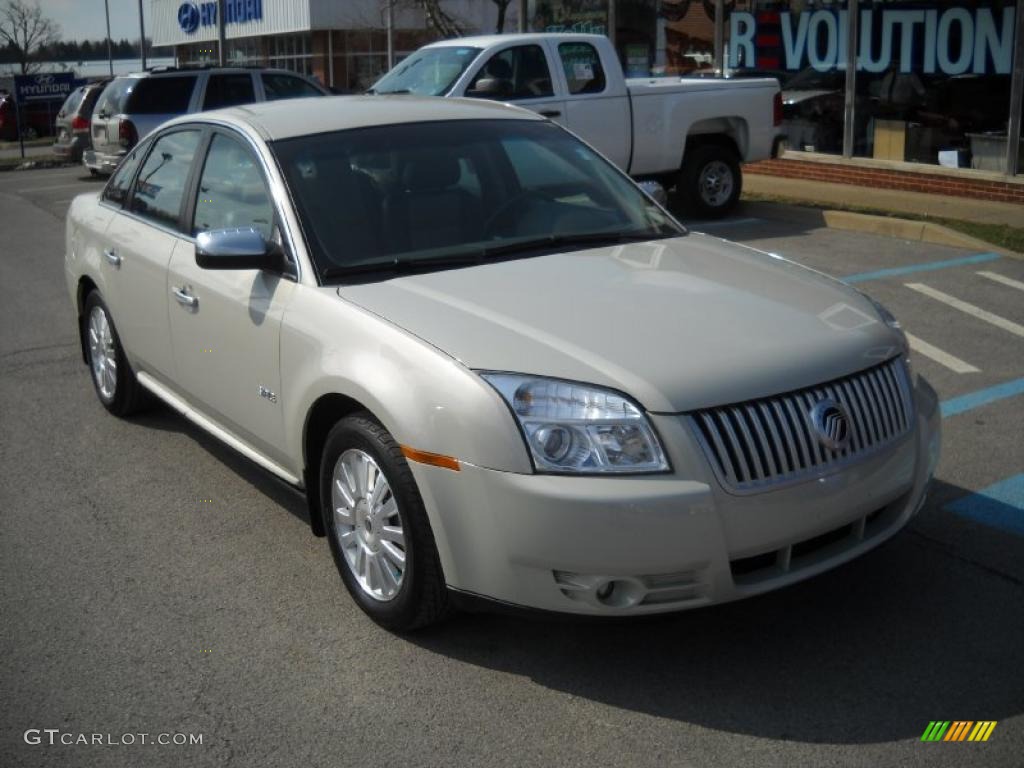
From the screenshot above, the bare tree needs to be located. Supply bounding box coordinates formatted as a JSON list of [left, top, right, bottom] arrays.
[[0, 0, 60, 74], [417, 0, 465, 38]]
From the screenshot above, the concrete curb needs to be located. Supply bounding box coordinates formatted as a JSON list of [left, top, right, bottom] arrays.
[[821, 210, 1022, 259]]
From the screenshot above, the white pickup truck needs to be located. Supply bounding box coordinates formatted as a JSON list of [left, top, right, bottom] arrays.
[[370, 33, 782, 217]]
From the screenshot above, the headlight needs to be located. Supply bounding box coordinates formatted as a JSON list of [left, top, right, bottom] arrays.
[[480, 374, 669, 474]]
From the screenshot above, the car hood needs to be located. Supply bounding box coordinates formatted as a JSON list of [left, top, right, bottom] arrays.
[[336, 234, 904, 413]]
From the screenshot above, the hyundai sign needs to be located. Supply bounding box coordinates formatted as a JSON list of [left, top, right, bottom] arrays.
[[177, 0, 263, 34], [14, 73, 74, 102]]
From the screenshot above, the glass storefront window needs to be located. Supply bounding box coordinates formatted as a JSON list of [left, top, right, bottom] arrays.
[[614, 0, 715, 77], [854, 1, 1013, 169], [727, 1, 851, 155]]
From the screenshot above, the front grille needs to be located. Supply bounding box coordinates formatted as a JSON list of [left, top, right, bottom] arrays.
[[688, 357, 912, 493]]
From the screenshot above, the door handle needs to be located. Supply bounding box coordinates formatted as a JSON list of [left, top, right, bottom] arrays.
[[539, 109, 561, 118], [103, 248, 121, 266], [172, 286, 198, 308]]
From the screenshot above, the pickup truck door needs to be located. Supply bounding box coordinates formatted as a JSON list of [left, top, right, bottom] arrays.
[[549, 40, 632, 171], [460, 43, 567, 126], [166, 130, 294, 464], [102, 131, 202, 381]]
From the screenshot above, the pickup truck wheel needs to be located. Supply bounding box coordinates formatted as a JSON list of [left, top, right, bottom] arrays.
[[320, 414, 450, 631], [82, 291, 150, 416], [682, 144, 742, 219]]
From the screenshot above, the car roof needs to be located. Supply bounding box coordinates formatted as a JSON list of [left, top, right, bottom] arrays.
[[165, 95, 544, 141], [424, 32, 607, 49], [113, 67, 311, 80]]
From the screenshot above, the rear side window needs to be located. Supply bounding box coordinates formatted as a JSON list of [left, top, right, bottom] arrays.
[[261, 73, 322, 101], [125, 76, 196, 114], [129, 129, 202, 228], [102, 145, 145, 206], [203, 74, 255, 110], [558, 43, 606, 95], [94, 78, 133, 117]]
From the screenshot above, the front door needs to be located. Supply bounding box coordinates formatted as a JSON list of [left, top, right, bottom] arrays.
[[166, 130, 294, 464], [464, 43, 567, 127]]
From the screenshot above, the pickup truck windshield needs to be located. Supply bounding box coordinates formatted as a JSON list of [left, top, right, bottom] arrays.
[[369, 47, 481, 95], [272, 119, 684, 283]]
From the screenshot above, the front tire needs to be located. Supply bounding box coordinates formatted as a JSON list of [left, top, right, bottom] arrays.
[[681, 143, 742, 219], [320, 414, 449, 631], [82, 291, 149, 416]]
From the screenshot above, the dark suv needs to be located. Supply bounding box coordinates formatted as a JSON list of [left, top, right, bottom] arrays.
[[85, 67, 327, 175], [52, 79, 110, 163]]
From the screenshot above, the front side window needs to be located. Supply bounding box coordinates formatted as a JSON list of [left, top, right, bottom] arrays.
[[272, 120, 682, 282], [102, 145, 145, 206], [468, 45, 554, 100], [370, 46, 481, 95], [558, 43, 606, 95], [125, 76, 196, 114], [203, 74, 255, 110], [261, 73, 322, 101], [129, 129, 202, 229], [193, 133, 274, 239]]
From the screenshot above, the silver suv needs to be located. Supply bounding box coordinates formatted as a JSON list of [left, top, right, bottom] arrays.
[[84, 67, 326, 175]]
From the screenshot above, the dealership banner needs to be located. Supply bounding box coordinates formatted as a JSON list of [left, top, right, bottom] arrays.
[[730, 4, 1016, 75], [14, 72, 75, 102]]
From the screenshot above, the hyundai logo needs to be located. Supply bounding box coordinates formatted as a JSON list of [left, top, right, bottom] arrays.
[[178, 2, 200, 34], [809, 398, 851, 451]]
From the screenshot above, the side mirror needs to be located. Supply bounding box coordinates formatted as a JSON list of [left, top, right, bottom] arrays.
[[636, 180, 668, 206], [466, 77, 513, 100], [195, 227, 284, 271]]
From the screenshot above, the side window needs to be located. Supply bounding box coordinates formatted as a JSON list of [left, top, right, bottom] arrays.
[[128, 129, 202, 229], [192, 133, 274, 240], [558, 43, 606, 95], [261, 73, 322, 101], [102, 145, 145, 206], [468, 45, 553, 100], [125, 76, 196, 114], [203, 74, 255, 110]]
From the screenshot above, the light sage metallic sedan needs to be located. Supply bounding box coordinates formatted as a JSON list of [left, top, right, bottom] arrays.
[[65, 96, 940, 630]]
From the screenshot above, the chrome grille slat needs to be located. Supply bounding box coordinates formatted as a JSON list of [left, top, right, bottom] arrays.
[[688, 359, 913, 493]]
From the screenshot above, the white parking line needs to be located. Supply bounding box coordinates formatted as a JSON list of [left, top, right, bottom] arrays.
[[905, 282, 1024, 339], [905, 332, 980, 373], [19, 182, 90, 193], [977, 271, 1024, 293]]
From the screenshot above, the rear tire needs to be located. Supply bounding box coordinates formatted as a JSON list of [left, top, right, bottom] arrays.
[[82, 291, 150, 417], [320, 413, 450, 631], [681, 142, 742, 219]]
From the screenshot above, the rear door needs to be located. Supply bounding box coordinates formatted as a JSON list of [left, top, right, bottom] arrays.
[[462, 43, 567, 127], [103, 127, 203, 380], [553, 41, 631, 170]]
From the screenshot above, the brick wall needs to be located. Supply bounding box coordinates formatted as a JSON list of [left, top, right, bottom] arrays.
[[745, 158, 1024, 205]]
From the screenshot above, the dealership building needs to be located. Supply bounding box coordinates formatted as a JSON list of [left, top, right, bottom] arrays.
[[152, 1, 1024, 202]]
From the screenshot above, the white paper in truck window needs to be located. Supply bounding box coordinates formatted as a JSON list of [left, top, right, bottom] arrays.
[[574, 62, 593, 80]]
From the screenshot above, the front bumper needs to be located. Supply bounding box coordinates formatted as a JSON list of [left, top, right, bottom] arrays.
[[82, 148, 123, 174], [412, 374, 940, 616]]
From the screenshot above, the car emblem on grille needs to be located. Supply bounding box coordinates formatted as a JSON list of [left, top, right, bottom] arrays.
[[809, 398, 851, 451]]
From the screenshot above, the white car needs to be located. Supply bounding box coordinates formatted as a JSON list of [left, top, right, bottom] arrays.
[[65, 96, 940, 630]]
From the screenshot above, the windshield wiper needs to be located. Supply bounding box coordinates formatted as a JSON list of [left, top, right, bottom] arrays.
[[480, 230, 672, 258], [321, 231, 678, 282]]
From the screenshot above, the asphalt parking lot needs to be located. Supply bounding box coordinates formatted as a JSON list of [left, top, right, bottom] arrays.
[[1, 166, 1022, 767]]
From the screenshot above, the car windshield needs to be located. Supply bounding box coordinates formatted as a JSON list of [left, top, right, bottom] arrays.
[[369, 47, 481, 95], [272, 119, 684, 283]]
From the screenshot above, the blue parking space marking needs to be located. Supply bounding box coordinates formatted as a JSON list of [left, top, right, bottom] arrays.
[[842, 253, 1001, 284], [945, 475, 1024, 537], [941, 377, 1024, 418]]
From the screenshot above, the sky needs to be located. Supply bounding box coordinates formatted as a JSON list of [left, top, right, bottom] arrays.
[[36, 0, 152, 43]]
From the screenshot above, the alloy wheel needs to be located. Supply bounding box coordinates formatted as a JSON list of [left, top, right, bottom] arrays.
[[331, 448, 407, 601], [87, 305, 117, 400]]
